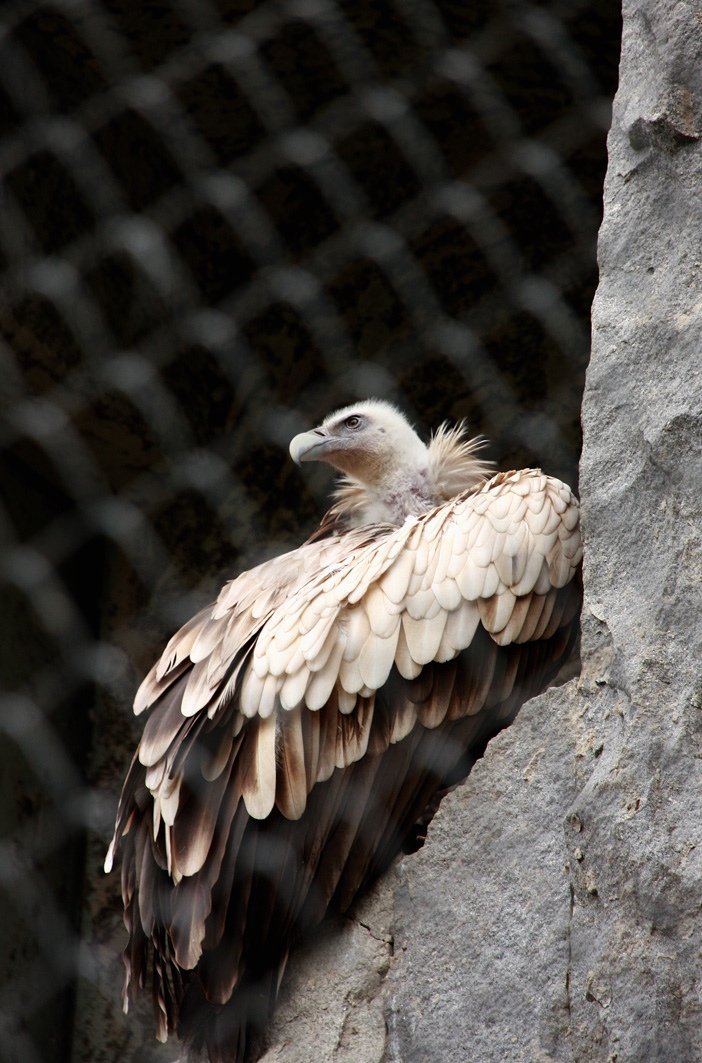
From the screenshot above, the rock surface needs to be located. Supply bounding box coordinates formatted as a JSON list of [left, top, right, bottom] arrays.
[[570, 0, 702, 1058], [261, 2, 702, 1060]]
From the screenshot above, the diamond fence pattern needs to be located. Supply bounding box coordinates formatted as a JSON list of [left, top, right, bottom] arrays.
[[0, 1, 620, 1060]]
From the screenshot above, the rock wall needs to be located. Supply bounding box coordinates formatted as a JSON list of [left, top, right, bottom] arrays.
[[571, 0, 702, 1056], [260, 2, 702, 1059]]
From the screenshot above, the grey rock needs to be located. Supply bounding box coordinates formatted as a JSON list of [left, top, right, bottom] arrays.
[[384, 681, 598, 1063], [568, 0, 702, 1058], [261, 892, 392, 1063]]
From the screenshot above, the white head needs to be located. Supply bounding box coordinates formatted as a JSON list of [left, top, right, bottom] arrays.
[[290, 399, 492, 527], [290, 399, 427, 479], [290, 400, 434, 526]]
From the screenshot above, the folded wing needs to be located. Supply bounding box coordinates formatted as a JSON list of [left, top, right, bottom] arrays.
[[107, 468, 581, 1062]]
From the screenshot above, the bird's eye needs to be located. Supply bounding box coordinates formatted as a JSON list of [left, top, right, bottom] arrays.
[[345, 415, 362, 430]]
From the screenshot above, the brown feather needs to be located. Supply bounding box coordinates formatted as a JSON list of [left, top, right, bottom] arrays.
[[202, 797, 250, 952], [275, 707, 308, 820], [171, 737, 237, 879], [239, 714, 277, 820]]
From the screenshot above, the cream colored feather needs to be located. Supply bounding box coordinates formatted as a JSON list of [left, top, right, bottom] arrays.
[[241, 714, 277, 819]]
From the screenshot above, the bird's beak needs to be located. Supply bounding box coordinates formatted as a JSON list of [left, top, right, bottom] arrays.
[[289, 428, 334, 466]]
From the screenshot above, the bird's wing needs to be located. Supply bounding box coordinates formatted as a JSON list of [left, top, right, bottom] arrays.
[[108, 467, 579, 868], [108, 468, 581, 1046]]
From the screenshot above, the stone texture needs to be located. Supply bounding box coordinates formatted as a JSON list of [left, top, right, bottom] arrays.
[[259, 2, 702, 1060], [384, 680, 595, 1063], [568, 0, 702, 1057], [261, 889, 393, 1063]]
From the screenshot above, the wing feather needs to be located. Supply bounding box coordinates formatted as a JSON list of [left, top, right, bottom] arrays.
[[276, 706, 307, 820], [340, 604, 371, 661], [490, 592, 534, 646], [359, 627, 402, 689], [335, 695, 375, 768], [301, 704, 321, 790], [455, 555, 487, 599], [477, 590, 517, 635], [433, 577, 463, 612], [512, 547, 550, 597], [481, 562, 502, 599], [378, 543, 418, 603], [239, 668, 264, 719], [316, 693, 341, 781], [304, 619, 340, 672], [416, 660, 456, 729], [394, 621, 423, 680], [401, 610, 447, 666], [305, 638, 346, 710], [200, 719, 238, 782], [279, 667, 311, 711], [365, 583, 404, 636], [170, 875, 213, 970], [338, 654, 366, 695], [154, 606, 213, 683], [182, 658, 219, 719], [240, 715, 277, 820], [139, 674, 194, 768]]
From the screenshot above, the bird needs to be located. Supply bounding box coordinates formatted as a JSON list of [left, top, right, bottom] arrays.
[[105, 398, 582, 1063]]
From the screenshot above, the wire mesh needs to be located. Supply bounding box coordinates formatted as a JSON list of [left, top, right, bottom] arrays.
[[0, 1, 621, 1060]]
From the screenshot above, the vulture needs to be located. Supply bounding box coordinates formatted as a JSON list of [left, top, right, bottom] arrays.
[[106, 399, 582, 1063]]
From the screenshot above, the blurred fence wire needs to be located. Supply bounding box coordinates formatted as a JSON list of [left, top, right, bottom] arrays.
[[0, 0, 620, 1060]]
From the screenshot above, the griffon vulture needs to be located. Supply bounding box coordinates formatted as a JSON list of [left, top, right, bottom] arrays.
[[106, 399, 582, 1063]]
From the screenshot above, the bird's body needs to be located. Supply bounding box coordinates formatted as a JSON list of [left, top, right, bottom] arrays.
[[107, 400, 582, 1063]]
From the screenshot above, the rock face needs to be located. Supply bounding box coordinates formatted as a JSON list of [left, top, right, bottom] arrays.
[[261, 2, 702, 1059], [569, 0, 702, 1056]]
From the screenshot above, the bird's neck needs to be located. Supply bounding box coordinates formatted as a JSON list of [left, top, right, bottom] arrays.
[[346, 464, 437, 526]]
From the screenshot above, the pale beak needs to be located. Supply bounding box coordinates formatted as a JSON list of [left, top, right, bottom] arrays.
[[289, 428, 334, 465]]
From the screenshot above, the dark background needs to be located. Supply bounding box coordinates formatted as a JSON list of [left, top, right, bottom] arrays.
[[0, 1, 621, 1060]]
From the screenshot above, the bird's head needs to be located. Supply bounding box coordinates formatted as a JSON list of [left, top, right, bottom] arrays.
[[289, 399, 429, 488]]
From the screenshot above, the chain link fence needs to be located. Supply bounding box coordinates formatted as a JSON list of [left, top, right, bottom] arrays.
[[0, 1, 620, 1060]]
